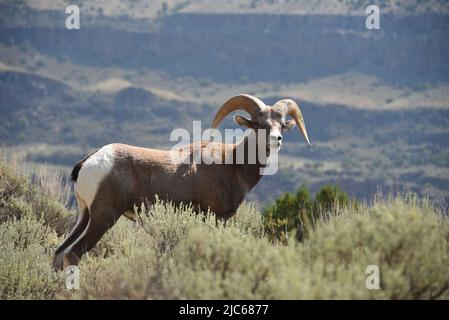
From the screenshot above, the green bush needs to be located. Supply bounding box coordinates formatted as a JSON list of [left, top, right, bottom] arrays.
[[0, 160, 72, 299], [0, 162, 73, 235], [0, 163, 29, 222], [269, 196, 449, 299], [68, 199, 275, 300], [166, 227, 277, 299], [0, 215, 61, 299], [263, 185, 357, 243]]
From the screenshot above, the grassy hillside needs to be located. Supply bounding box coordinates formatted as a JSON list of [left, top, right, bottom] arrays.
[[1, 156, 449, 299]]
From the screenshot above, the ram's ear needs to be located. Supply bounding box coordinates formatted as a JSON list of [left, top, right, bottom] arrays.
[[234, 115, 256, 129]]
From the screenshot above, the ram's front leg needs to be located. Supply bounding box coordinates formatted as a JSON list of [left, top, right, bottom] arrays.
[[214, 210, 237, 227]]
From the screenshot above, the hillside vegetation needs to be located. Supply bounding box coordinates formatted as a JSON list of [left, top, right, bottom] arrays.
[[1, 157, 448, 299]]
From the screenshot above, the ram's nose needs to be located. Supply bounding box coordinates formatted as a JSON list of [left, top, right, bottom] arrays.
[[270, 134, 283, 148]]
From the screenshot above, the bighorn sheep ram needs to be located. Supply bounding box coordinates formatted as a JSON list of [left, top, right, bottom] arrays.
[[54, 94, 311, 270]]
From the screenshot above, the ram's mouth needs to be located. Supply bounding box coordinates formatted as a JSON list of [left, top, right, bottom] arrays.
[[269, 142, 282, 150]]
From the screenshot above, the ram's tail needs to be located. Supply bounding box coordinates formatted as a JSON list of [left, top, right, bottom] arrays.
[[70, 149, 99, 182]]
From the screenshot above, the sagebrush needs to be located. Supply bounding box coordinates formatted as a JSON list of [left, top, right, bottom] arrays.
[[0, 159, 448, 300]]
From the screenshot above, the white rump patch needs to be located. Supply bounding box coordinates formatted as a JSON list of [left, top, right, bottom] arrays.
[[75, 144, 115, 209]]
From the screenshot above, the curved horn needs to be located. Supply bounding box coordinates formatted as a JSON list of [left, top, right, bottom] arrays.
[[211, 94, 267, 128], [273, 99, 312, 147]]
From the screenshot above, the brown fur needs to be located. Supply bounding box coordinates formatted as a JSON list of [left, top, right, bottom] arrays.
[[102, 138, 263, 219]]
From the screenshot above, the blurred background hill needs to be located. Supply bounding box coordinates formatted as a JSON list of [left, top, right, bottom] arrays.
[[1, 0, 448, 205]]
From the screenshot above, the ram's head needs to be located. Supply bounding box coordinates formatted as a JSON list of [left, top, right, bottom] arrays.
[[211, 94, 311, 150]]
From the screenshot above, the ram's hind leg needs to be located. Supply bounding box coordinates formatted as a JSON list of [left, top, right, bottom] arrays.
[[62, 203, 121, 269], [53, 196, 90, 270]]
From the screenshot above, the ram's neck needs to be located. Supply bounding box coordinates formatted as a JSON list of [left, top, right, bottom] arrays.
[[231, 130, 268, 191]]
